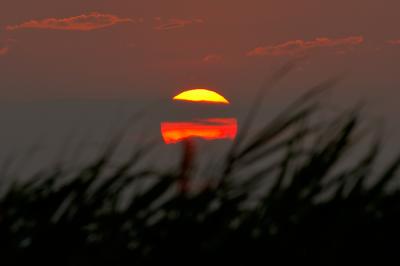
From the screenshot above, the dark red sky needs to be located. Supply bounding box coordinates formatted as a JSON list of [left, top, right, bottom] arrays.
[[1, 0, 400, 104]]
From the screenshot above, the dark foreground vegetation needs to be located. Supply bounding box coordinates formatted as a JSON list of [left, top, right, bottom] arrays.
[[1, 68, 400, 265]]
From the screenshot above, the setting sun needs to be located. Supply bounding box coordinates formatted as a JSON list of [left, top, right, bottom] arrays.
[[163, 88, 236, 143], [161, 118, 237, 144], [173, 89, 230, 104]]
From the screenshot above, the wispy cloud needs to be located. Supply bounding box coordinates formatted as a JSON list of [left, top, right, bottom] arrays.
[[387, 39, 400, 45], [0, 38, 14, 56], [202, 54, 223, 63], [0, 47, 9, 56], [6, 12, 133, 31], [247, 36, 364, 57], [154, 18, 204, 31]]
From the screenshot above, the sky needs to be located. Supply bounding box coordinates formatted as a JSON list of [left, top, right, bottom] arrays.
[[1, 0, 400, 173], [1, 0, 400, 104]]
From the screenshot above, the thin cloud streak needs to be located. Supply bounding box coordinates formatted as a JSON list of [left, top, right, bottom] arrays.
[[6, 12, 133, 31], [154, 18, 204, 31], [202, 54, 223, 63], [247, 36, 364, 57], [387, 39, 400, 45]]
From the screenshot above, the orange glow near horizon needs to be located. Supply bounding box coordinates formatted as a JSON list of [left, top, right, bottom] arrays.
[[173, 89, 230, 104], [161, 118, 238, 144]]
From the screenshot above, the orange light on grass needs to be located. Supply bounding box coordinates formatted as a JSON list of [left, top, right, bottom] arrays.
[[173, 89, 229, 104], [161, 118, 237, 144]]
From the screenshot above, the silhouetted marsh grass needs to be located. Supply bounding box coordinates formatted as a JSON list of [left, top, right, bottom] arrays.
[[1, 67, 400, 265]]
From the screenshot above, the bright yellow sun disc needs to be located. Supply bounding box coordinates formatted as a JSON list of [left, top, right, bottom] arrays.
[[173, 89, 229, 104]]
